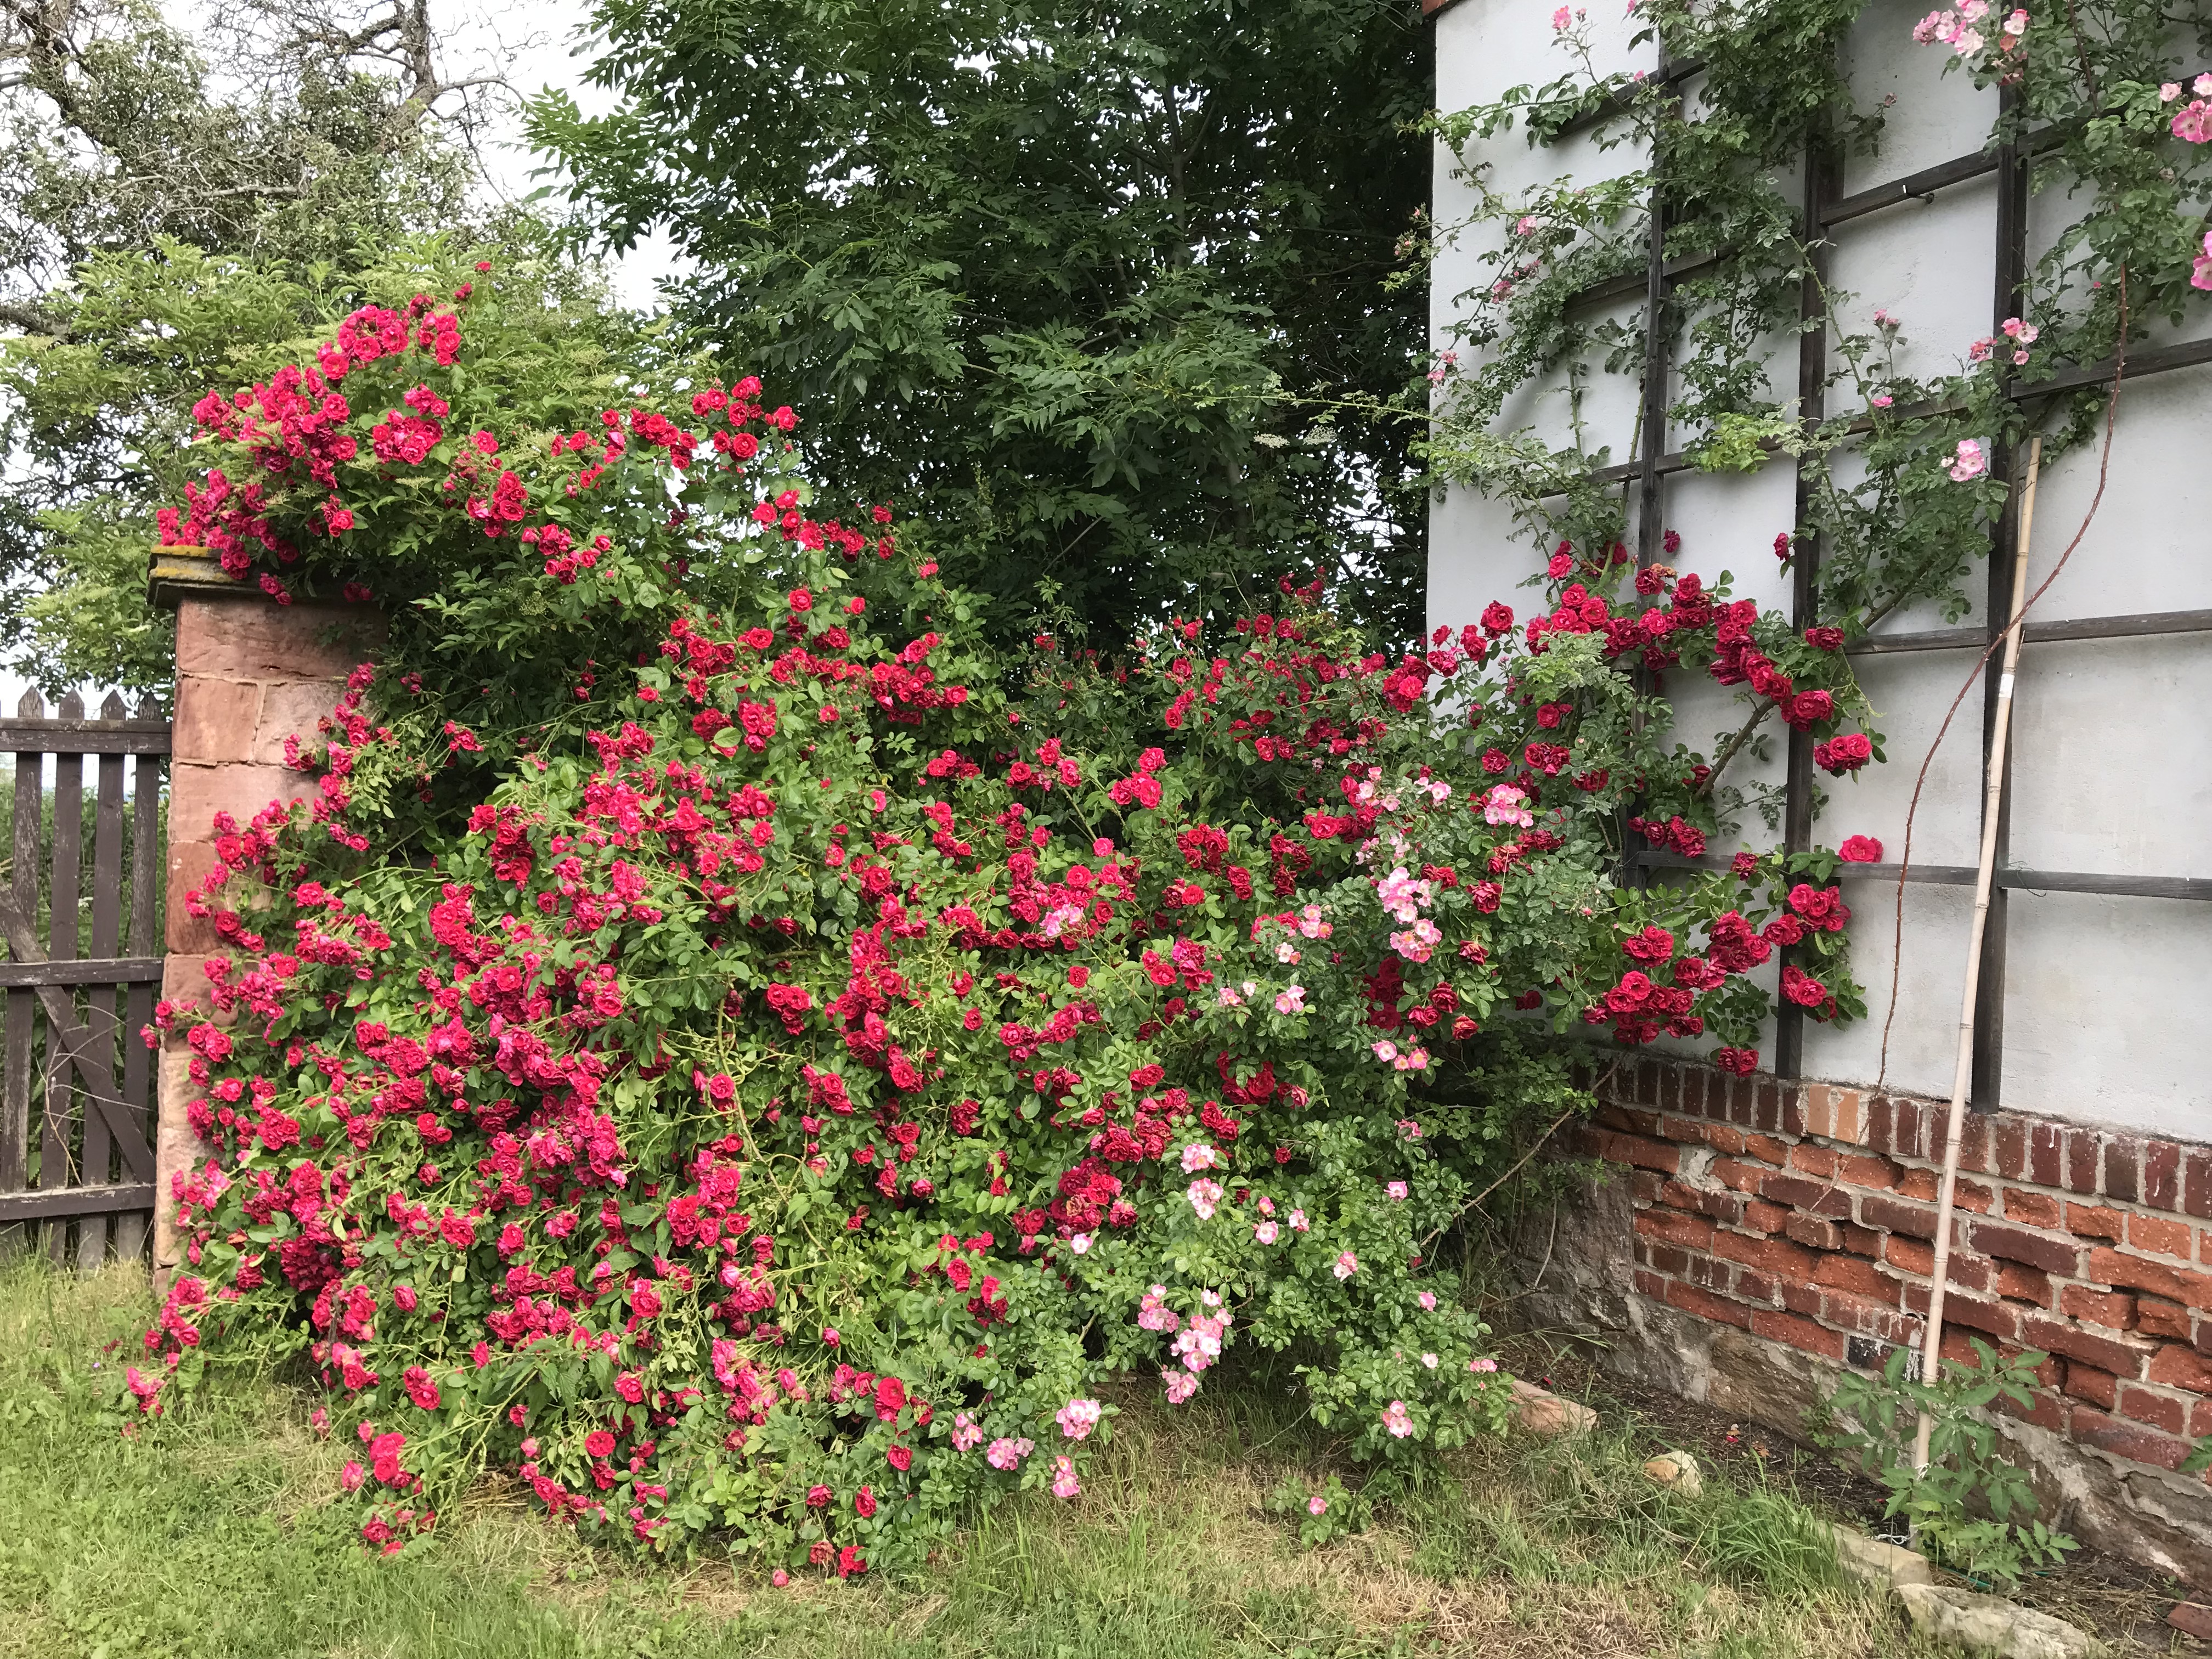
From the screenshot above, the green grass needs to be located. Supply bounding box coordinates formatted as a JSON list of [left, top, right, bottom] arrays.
[[0, 1262, 1924, 1659]]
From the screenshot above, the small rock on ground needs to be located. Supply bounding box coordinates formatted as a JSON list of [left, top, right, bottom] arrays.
[[1895, 1582, 2100, 1659], [1643, 1451, 1702, 1497], [1831, 1523, 1934, 1591], [1509, 1378, 1597, 1436]]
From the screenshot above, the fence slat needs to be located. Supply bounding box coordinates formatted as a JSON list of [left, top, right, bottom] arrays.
[[117, 706, 162, 1263], [77, 695, 127, 1269], [41, 691, 83, 1261], [0, 692, 35, 1261]]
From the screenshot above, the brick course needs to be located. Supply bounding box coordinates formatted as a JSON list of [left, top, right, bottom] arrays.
[[1581, 1056, 2212, 1499]]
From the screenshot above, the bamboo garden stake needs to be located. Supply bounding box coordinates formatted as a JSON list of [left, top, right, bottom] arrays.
[[1912, 436, 2043, 1474]]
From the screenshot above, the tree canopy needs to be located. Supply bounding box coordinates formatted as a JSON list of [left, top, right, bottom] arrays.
[[527, 0, 1434, 648], [0, 0, 573, 694]]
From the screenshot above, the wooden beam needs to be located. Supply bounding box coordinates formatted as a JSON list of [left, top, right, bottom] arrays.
[[0, 1182, 153, 1221]]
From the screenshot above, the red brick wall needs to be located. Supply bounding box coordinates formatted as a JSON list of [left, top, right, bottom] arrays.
[[1584, 1057, 2212, 1479]]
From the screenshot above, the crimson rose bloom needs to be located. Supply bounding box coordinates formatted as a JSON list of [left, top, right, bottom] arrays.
[[1814, 732, 1873, 775], [1781, 966, 1829, 1007], [1787, 883, 1849, 931]]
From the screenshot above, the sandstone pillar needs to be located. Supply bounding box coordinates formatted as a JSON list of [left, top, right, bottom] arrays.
[[148, 548, 382, 1289]]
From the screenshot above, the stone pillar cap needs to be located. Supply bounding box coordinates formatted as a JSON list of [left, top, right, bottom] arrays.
[[147, 544, 254, 612]]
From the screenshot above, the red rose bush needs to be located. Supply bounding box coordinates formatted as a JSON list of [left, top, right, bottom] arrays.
[[130, 263, 1884, 1572]]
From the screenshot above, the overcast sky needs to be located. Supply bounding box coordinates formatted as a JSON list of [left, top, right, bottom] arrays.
[[433, 0, 690, 309]]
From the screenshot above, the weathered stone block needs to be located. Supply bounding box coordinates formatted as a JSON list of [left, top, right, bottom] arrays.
[[171, 676, 261, 764], [1893, 1584, 2097, 1659], [1831, 1525, 1933, 1591], [174, 597, 383, 681]]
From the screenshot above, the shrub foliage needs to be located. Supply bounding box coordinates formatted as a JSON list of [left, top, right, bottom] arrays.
[[134, 263, 1877, 1573]]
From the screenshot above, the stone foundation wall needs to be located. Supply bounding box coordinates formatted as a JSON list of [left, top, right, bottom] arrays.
[[151, 560, 381, 1286], [1517, 1056, 2212, 1582]]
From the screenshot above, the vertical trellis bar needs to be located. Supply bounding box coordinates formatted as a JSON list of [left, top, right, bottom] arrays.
[[1775, 121, 1838, 1081], [1972, 89, 2031, 1111], [1634, 48, 1676, 578], [1621, 47, 1680, 896]]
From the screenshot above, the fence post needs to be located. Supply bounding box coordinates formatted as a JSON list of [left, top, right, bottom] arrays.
[[147, 548, 384, 1293]]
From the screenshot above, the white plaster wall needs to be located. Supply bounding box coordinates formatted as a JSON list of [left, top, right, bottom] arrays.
[[1431, 1, 2212, 1138], [1430, 0, 1658, 628]]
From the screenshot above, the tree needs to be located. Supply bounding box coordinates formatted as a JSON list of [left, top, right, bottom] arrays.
[[0, 0, 549, 694], [526, 0, 1432, 648]]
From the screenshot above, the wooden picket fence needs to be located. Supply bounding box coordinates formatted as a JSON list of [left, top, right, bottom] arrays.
[[0, 691, 168, 1265]]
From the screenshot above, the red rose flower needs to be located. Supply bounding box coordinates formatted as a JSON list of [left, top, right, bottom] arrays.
[[1780, 965, 1829, 1007]]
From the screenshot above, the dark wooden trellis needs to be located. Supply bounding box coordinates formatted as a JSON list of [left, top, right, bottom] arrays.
[[1451, 24, 2212, 1108], [0, 691, 168, 1265]]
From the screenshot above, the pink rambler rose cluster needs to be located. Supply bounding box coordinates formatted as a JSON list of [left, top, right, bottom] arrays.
[[1480, 783, 1534, 828], [1054, 1397, 1104, 1440], [2163, 75, 2212, 146], [1370, 1037, 1432, 1072], [984, 1437, 1035, 1471], [1968, 316, 2039, 368], [1137, 1284, 1234, 1401], [1911, 0, 2026, 58]]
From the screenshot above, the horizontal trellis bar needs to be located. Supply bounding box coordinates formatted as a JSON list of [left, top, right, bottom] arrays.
[[1553, 331, 2211, 495], [1844, 625, 1990, 656], [0, 957, 165, 990], [1820, 121, 2072, 228], [1821, 150, 2002, 227], [1634, 851, 2211, 901], [1556, 129, 2095, 324], [1999, 871, 2212, 902], [0, 1182, 154, 1222], [1847, 608, 2212, 656], [1543, 55, 1707, 143], [1569, 250, 1723, 312], [2009, 335, 2212, 399], [1589, 450, 1694, 487]]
